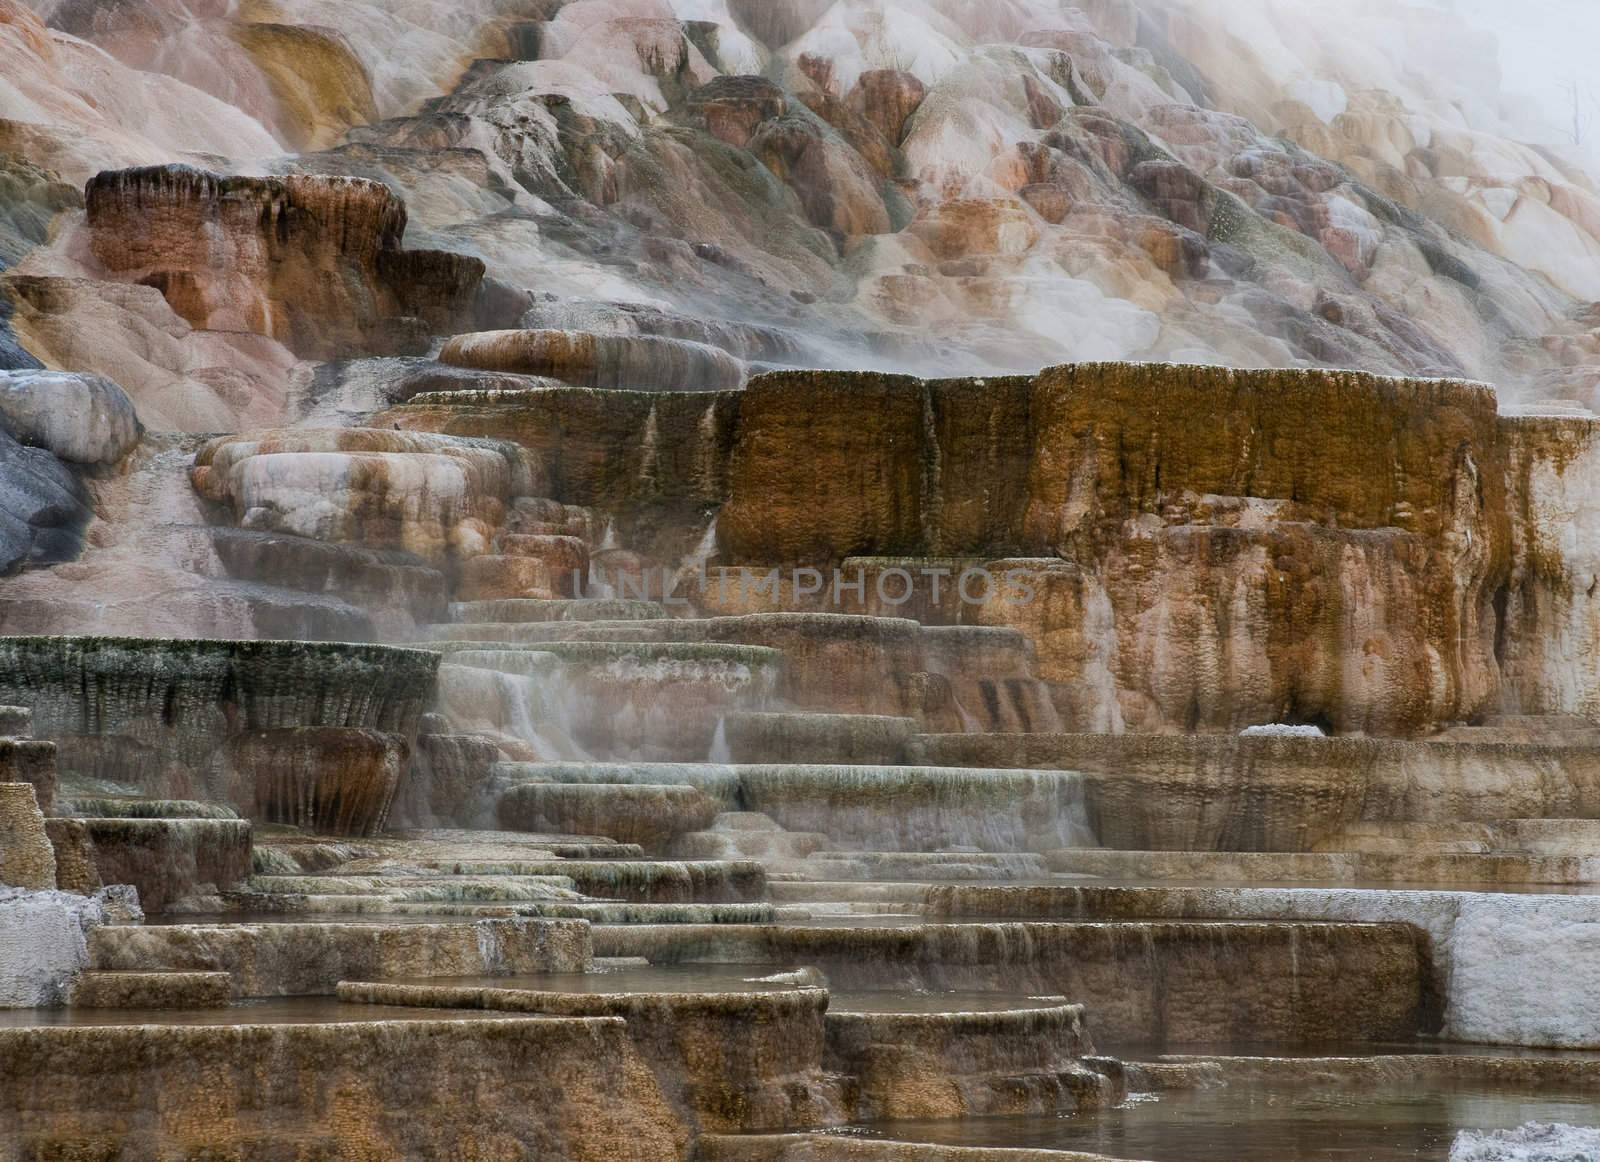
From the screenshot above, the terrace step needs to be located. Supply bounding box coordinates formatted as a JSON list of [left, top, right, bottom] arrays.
[[71, 970, 233, 1010], [245, 873, 584, 903], [346, 858, 769, 904], [1432, 715, 1600, 745], [336, 977, 839, 1132], [446, 598, 667, 624], [796, 851, 1052, 882], [497, 783, 721, 854], [87, 918, 593, 997], [1044, 847, 1600, 885], [672, 814, 834, 863], [720, 712, 915, 765], [1321, 819, 1600, 856], [492, 763, 1091, 853], [591, 919, 1427, 1047]]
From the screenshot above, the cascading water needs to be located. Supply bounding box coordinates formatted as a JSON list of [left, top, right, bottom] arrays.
[[708, 717, 731, 764], [435, 658, 591, 761]]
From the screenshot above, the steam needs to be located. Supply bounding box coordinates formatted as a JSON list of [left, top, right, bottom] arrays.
[[1425, 0, 1600, 160]]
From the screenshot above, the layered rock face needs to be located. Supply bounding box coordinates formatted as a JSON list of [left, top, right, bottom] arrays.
[[0, 637, 436, 832], [82, 167, 485, 359], [385, 362, 1600, 739], [385, 388, 738, 523], [689, 363, 1592, 736], [227, 728, 409, 838]]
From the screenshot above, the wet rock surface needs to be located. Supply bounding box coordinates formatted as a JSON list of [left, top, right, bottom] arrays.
[[60, 817, 251, 913], [0, 637, 437, 803], [4, 0, 1600, 1157]]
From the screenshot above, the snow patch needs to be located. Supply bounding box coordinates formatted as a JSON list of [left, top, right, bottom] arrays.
[[1451, 1122, 1600, 1161], [1240, 724, 1326, 737], [0, 887, 133, 1007]]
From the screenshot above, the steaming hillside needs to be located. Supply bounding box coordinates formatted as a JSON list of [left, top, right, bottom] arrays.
[[1, 0, 1598, 416], [14, 14, 1600, 1155]]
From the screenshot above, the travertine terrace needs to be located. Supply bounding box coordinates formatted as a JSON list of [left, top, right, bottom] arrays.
[[3, 0, 1600, 1158]]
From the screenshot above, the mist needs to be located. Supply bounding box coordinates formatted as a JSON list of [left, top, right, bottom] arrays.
[[1426, 0, 1600, 158]]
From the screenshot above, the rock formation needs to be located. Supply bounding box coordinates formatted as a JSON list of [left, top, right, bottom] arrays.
[[228, 727, 409, 837], [191, 428, 541, 563], [0, 782, 54, 889], [83, 166, 486, 360], [388, 363, 1600, 737], [0, 637, 436, 810], [1, 1, 1600, 1159], [442, 329, 748, 392], [0, 425, 90, 574]]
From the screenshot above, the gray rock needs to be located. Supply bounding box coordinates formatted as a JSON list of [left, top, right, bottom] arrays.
[[0, 427, 91, 573], [0, 370, 141, 464], [0, 293, 41, 373]]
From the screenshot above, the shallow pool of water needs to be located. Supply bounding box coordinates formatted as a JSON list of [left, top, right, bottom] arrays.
[[378, 964, 1067, 1013], [837, 1083, 1600, 1160], [384, 963, 811, 996], [137, 913, 487, 926], [1098, 879, 1600, 897], [0, 998, 534, 1028]]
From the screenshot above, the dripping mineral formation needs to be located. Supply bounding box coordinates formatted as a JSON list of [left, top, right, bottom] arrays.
[[4, 0, 1600, 1158]]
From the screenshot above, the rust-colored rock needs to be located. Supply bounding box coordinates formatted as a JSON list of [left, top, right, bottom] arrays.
[[441, 330, 746, 392], [846, 70, 927, 147], [748, 115, 893, 238], [1127, 159, 1217, 235], [718, 365, 1512, 735], [688, 75, 788, 150], [457, 555, 560, 602], [227, 727, 409, 837], [230, 23, 379, 152], [84, 166, 483, 359], [908, 198, 1041, 260], [378, 388, 740, 516], [500, 534, 590, 597]]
